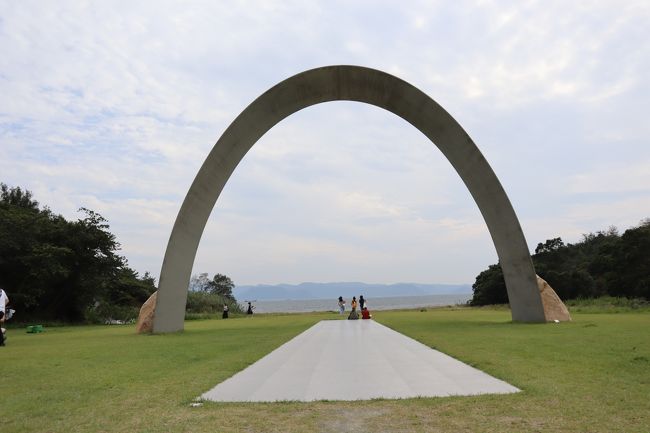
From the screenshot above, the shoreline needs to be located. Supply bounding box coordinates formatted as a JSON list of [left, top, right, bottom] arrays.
[[246, 293, 473, 314]]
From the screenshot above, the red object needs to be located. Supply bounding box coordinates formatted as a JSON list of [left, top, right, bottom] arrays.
[[361, 309, 371, 319]]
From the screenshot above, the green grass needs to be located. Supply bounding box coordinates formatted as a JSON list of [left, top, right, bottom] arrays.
[[2, 308, 649, 433], [565, 296, 650, 313]]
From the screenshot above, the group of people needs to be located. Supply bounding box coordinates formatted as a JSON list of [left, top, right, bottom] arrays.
[[338, 295, 372, 320], [221, 301, 255, 319]]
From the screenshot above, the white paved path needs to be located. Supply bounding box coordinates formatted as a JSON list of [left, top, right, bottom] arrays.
[[201, 320, 519, 402]]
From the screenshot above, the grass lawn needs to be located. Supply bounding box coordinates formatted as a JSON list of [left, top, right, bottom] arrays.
[[1, 307, 649, 433]]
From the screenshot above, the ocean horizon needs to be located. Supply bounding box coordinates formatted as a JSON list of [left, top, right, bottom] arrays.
[[245, 293, 472, 314]]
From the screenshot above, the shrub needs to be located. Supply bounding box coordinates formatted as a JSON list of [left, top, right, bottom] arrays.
[[185, 291, 242, 315]]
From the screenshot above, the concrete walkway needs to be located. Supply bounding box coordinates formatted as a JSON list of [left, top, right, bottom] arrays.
[[200, 320, 519, 402]]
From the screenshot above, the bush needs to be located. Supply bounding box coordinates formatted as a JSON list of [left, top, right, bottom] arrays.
[[185, 291, 242, 315], [565, 296, 650, 313], [84, 303, 140, 324]]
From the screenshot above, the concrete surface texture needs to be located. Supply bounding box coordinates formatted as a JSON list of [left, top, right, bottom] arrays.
[[153, 65, 545, 333], [200, 320, 520, 402]]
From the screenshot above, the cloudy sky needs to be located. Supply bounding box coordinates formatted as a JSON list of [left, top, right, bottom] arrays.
[[1, 1, 649, 286]]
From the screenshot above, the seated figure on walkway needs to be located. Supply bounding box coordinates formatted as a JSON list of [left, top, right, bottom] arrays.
[[351, 296, 358, 311], [361, 307, 372, 320]]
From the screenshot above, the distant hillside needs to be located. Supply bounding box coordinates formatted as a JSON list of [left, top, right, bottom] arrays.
[[233, 282, 472, 301]]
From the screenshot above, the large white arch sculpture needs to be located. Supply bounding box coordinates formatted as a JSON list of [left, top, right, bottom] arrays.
[[152, 65, 545, 332]]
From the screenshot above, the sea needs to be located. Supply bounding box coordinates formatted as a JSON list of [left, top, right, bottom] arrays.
[[249, 293, 472, 314]]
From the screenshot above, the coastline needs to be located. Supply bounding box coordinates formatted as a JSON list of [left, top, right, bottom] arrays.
[[248, 293, 472, 314]]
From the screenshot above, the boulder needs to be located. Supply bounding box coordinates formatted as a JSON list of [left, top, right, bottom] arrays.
[[536, 275, 571, 322], [136, 291, 157, 334]]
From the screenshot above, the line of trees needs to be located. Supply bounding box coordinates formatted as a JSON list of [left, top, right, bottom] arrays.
[[186, 272, 242, 315], [0, 183, 241, 322], [470, 219, 650, 305], [0, 183, 158, 322]]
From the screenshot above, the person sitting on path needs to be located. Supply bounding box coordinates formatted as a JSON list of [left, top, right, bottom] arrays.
[[361, 306, 372, 320], [338, 296, 345, 314]]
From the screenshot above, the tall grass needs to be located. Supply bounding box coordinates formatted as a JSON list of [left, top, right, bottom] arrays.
[[185, 290, 243, 316], [565, 295, 650, 313]]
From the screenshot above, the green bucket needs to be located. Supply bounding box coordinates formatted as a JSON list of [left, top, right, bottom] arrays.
[[26, 325, 44, 333]]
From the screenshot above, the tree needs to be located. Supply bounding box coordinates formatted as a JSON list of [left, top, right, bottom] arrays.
[[186, 272, 239, 315], [607, 220, 650, 299], [189, 273, 235, 299], [189, 273, 211, 292], [58, 207, 125, 320], [0, 182, 156, 322], [208, 273, 235, 300], [469, 264, 507, 306], [1, 183, 39, 209], [470, 220, 650, 305], [535, 237, 565, 254]]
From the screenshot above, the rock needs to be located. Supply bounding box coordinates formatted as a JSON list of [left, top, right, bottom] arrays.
[[136, 291, 157, 334], [536, 275, 571, 322]]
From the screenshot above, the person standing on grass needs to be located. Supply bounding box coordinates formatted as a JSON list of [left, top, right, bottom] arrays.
[[222, 304, 229, 319], [0, 287, 7, 314], [0, 287, 9, 346], [0, 310, 4, 346], [246, 301, 254, 315], [348, 296, 359, 320], [359, 295, 366, 310], [338, 296, 345, 314]]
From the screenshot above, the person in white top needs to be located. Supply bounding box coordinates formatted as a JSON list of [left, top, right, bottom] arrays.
[[0, 288, 8, 316], [0, 288, 8, 346]]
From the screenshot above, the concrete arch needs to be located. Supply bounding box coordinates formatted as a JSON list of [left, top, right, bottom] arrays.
[[152, 65, 545, 333]]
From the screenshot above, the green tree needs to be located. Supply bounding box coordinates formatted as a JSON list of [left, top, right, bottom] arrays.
[[469, 264, 507, 306], [186, 272, 239, 315], [607, 220, 650, 299], [189, 273, 235, 299], [1, 184, 39, 209], [535, 237, 565, 254], [470, 220, 650, 306], [0, 183, 156, 322], [208, 273, 235, 300]]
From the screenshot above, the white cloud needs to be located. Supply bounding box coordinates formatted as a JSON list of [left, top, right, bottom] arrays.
[[337, 192, 408, 219], [568, 161, 650, 195], [1, 0, 649, 285]]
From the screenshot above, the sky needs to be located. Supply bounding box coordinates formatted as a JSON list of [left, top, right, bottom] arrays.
[[1, 0, 649, 286]]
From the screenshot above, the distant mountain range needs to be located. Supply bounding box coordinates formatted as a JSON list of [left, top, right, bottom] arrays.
[[233, 282, 472, 301]]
